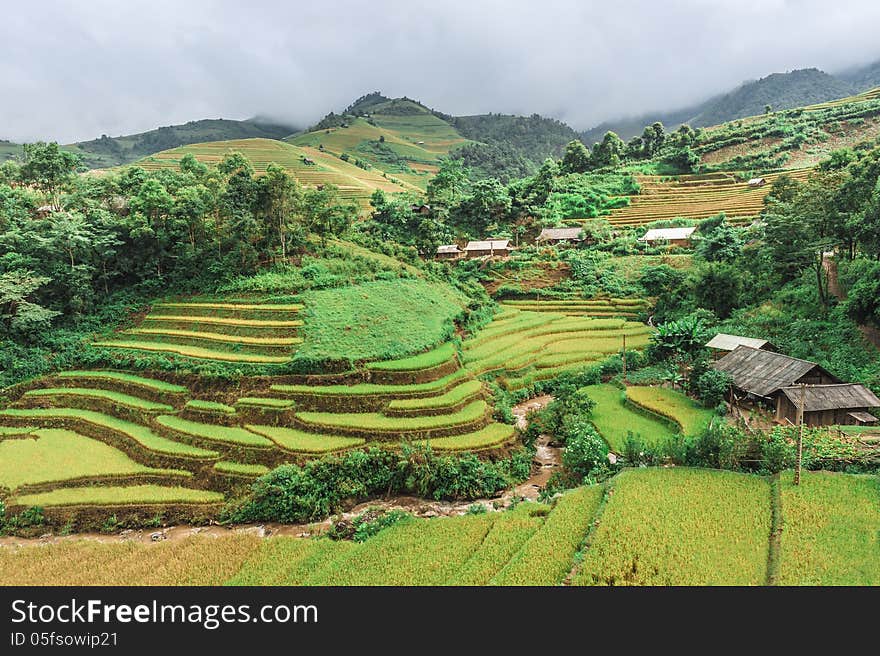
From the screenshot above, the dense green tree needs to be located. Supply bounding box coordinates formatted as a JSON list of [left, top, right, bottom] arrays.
[[590, 132, 625, 168], [19, 142, 82, 207], [560, 140, 591, 173]]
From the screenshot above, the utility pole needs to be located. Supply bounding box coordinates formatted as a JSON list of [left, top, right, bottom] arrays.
[[795, 383, 806, 486], [622, 333, 627, 385]]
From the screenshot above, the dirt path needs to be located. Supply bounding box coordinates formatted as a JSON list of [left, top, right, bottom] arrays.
[[0, 396, 562, 548], [823, 253, 880, 350]]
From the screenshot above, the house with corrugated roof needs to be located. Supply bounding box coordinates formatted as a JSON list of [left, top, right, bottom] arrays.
[[775, 383, 880, 426], [638, 226, 696, 248]]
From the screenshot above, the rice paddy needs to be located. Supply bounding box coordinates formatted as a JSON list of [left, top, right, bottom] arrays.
[[600, 169, 813, 227], [462, 306, 653, 390], [625, 386, 715, 436], [580, 384, 677, 451]]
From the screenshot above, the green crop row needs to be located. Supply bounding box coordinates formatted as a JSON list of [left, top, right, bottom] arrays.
[[213, 461, 271, 476], [235, 397, 296, 409], [11, 485, 224, 508], [56, 371, 188, 394], [155, 415, 272, 447], [0, 408, 216, 458], [423, 423, 516, 450], [448, 504, 546, 585], [0, 428, 190, 490], [25, 387, 174, 413], [625, 386, 715, 436], [387, 380, 483, 411], [581, 384, 677, 451], [366, 342, 457, 372], [491, 485, 605, 585], [270, 369, 469, 397], [154, 302, 303, 311], [777, 470, 880, 585], [226, 539, 353, 586], [574, 468, 770, 586], [296, 400, 488, 432], [126, 328, 302, 346], [185, 400, 237, 414], [148, 314, 303, 328], [93, 340, 291, 363], [245, 425, 365, 453], [304, 514, 495, 585]]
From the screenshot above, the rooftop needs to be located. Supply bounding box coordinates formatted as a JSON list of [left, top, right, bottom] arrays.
[[712, 345, 837, 398], [638, 226, 697, 242], [705, 333, 772, 351], [780, 384, 880, 412]]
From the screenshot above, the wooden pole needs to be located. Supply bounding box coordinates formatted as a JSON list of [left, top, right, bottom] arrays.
[[795, 383, 805, 486], [622, 333, 627, 385]]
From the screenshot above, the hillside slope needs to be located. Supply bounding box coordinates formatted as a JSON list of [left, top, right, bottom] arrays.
[[137, 138, 421, 209], [582, 68, 861, 144]]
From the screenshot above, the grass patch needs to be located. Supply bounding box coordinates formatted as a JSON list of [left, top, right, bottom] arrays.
[[155, 416, 272, 447], [580, 384, 677, 451], [0, 408, 216, 458], [0, 429, 189, 490], [56, 371, 187, 394], [574, 468, 771, 586], [777, 470, 880, 585], [245, 425, 365, 453], [25, 388, 174, 413], [11, 485, 224, 507], [294, 279, 465, 364]]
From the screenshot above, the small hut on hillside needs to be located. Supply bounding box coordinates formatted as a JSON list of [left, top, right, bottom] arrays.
[[705, 333, 775, 358], [748, 177, 767, 187], [536, 227, 587, 247], [712, 345, 840, 403], [638, 226, 696, 248], [464, 239, 510, 258], [775, 384, 880, 426], [435, 244, 463, 260]]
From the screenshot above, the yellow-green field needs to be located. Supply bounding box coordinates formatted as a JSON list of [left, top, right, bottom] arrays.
[[137, 138, 422, 211], [462, 305, 653, 390], [4, 468, 875, 585]]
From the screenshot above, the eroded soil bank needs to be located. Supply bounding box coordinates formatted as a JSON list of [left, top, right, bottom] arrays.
[[0, 396, 561, 547]]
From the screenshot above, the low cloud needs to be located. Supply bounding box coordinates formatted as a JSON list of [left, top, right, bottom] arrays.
[[3, 0, 880, 142]]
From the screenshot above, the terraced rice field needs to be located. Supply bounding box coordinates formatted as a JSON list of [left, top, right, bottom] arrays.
[[599, 169, 813, 227], [500, 297, 650, 319], [580, 384, 677, 452], [95, 299, 304, 364], [2, 468, 876, 585], [574, 468, 772, 585], [777, 470, 880, 585], [137, 138, 420, 210], [463, 306, 653, 391], [0, 335, 518, 523], [625, 385, 715, 436]]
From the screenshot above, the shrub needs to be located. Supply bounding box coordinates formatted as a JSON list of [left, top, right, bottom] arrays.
[[561, 418, 609, 480], [691, 369, 733, 407]]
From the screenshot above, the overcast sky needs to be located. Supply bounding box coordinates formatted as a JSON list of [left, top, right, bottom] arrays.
[[3, 0, 880, 143]]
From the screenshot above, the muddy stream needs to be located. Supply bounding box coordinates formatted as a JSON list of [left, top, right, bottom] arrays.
[[0, 396, 561, 548]]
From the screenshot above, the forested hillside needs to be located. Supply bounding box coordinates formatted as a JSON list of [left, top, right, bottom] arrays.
[[582, 65, 880, 144]]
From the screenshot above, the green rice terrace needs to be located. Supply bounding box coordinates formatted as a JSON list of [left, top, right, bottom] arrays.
[[1, 467, 876, 586], [0, 290, 654, 530]]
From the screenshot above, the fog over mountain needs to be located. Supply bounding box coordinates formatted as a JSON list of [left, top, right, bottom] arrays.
[[3, 0, 880, 142]]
